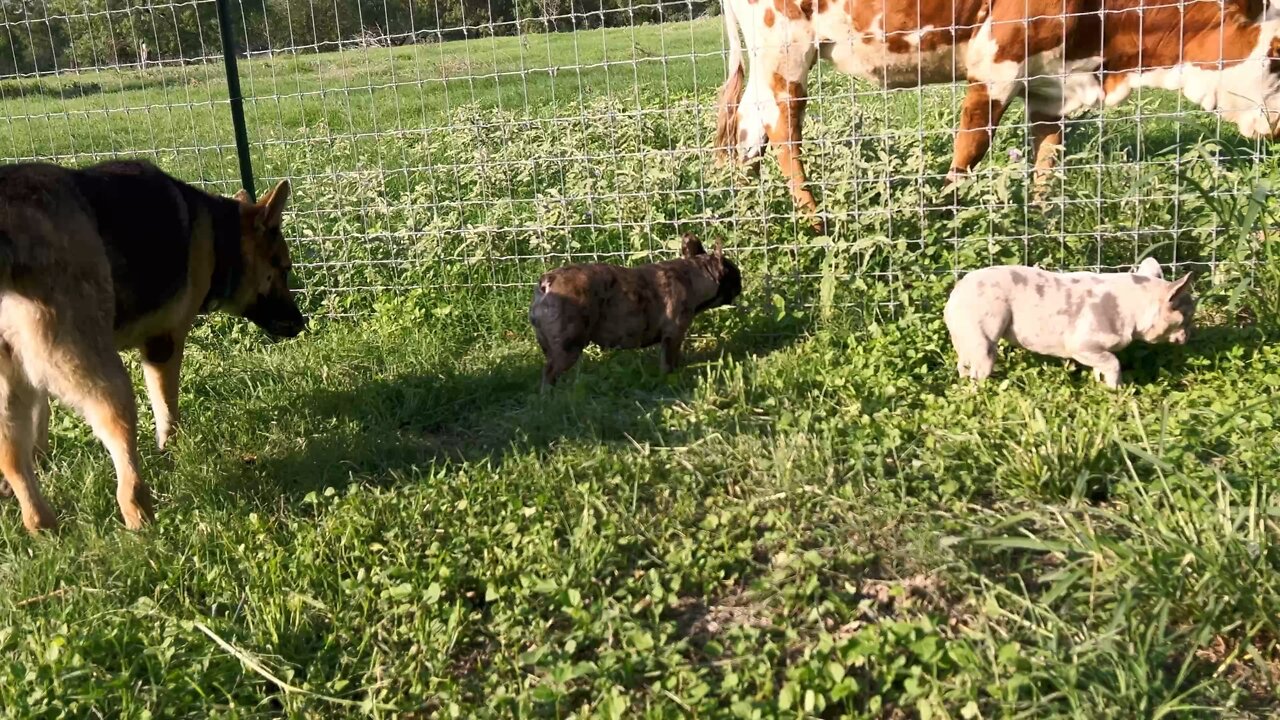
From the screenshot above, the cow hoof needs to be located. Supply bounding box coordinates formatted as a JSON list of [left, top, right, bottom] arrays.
[[808, 215, 828, 236]]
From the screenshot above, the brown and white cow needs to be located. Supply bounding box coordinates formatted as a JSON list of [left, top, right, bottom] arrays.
[[715, 0, 1280, 218]]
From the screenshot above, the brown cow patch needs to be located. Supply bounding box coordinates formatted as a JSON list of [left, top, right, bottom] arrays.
[[764, 7, 775, 26], [773, 0, 806, 21], [1102, 73, 1128, 96], [769, 72, 804, 100]]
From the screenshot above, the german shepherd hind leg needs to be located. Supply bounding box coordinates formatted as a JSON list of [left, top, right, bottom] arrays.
[[1, 295, 154, 532], [0, 344, 57, 532], [0, 390, 52, 496], [47, 308, 154, 530], [31, 389, 50, 462]]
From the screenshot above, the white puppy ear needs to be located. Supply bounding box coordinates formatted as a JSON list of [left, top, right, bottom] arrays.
[[1167, 272, 1194, 302], [1136, 257, 1164, 279]]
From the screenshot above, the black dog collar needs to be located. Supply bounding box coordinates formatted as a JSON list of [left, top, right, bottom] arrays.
[[200, 201, 244, 312]]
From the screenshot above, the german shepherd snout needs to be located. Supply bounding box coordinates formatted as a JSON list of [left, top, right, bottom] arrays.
[[0, 160, 306, 533], [231, 188, 308, 339]]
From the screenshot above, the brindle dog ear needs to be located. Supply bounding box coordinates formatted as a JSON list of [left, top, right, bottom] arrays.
[[707, 239, 726, 275], [681, 233, 706, 258]]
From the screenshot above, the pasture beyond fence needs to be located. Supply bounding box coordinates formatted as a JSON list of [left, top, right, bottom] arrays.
[[0, 0, 1274, 318]]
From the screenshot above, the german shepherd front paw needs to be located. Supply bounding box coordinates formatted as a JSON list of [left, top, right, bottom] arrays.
[[118, 483, 156, 530], [22, 499, 58, 534]]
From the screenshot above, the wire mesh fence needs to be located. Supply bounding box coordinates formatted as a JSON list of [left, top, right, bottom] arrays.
[[0, 0, 1273, 318]]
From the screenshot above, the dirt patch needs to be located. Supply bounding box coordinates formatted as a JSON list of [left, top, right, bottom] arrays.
[[830, 573, 972, 639], [672, 589, 774, 640], [859, 573, 942, 608], [1194, 634, 1280, 705], [450, 641, 495, 677], [672, 572, 961, 644]]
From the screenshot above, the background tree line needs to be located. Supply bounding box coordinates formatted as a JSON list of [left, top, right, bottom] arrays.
[[0, 0, 714, 76]]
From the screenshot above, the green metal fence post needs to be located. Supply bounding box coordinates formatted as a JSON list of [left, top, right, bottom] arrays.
[[215, 0, 256, 201]]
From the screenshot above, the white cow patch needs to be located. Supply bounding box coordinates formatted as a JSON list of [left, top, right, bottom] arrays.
[[729, 0, 813, 157], [816, 13, 967, 88], [964, 18, 1022, 101], [736, 79, 782, 159]]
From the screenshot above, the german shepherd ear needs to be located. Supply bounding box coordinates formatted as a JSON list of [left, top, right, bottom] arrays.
[[259, 179, 292, 229], [233, 189, 252, 204], [681, 233, 706, 258], [712, 239, 724, 259]]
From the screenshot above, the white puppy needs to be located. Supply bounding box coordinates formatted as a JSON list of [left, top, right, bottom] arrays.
[[944, 258, 1196, 387]]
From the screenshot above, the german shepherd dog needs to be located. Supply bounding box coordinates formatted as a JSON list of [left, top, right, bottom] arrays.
[[0, 160, 306, 534]]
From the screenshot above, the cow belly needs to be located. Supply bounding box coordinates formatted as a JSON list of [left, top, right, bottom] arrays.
[[822, 38, 967, 88]]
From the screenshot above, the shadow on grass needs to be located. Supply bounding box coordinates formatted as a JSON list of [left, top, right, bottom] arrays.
[[0, 79, 108, 100], [231, 306, 815, 503], [1118, 323, 1272, 386], [0, 74, 184, 100]]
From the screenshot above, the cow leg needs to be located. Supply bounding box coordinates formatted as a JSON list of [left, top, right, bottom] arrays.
[[1028, 107, 1064, 198], [948, 82, 1013, 183], [951, 16, 1028, 182], [765, 75, 821, 228], [736, 64, 779, 167], [735, 18, 819, 228]]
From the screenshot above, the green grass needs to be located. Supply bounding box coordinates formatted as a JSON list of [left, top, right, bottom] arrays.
[[4, 288, 1280, 717], [3, 17, 1280, 719]]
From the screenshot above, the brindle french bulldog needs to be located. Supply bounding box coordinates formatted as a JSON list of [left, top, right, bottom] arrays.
[[529, 234, 742, 387]]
